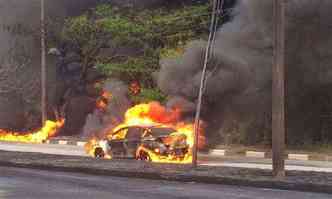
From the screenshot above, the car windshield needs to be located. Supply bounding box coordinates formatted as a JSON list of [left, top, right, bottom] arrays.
[[148, 127, 177, 137], [111, 126, 177, 140]]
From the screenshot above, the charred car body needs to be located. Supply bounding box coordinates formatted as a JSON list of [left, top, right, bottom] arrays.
[[93, 125, 189, 161]]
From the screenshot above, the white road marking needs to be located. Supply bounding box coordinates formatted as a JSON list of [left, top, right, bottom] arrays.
[[288, 154, 309, 161], [246, 151, 266, 158], [77, 141, 87, 146], [201, 162, 332, 172], [209, 149, 226, 156], [58, 140, 68, 145]]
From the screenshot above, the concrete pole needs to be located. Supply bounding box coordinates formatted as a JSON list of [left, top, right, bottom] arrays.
[[41, 0, 47, 125], [192, 0, 218, 167], [272, 0, 286, 178]]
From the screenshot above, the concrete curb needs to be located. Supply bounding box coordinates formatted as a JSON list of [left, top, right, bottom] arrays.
[[209, 149, 226, 156], [46, 138, 332, 162], [288, 154, 309, 161], [246, 151, 266, 159], [0, 150, 332, 194], [45, 139, 86, 146]]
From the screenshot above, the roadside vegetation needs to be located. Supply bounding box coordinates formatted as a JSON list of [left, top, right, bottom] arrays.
[[60, 3, 210, 103]]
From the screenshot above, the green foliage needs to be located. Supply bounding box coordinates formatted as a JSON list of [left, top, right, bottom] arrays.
[[93, 81, 104, 93], [61, 2, 211, 97], [96, 57, 158, 76], [160, 46, 185, 59], [130, 88, 167, 104], [137, 5, 210, 47], [62, 13, 145, 56], [99, 17, 148, 46], [95, 4, 114, 17], [92, 3, 211, 47], [62, 15, 104, 48], [61, 15, 110, 80]]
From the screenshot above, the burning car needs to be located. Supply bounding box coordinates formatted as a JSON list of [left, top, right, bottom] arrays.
[[85, 102, 204, 163], [91, 125, 189, 161]]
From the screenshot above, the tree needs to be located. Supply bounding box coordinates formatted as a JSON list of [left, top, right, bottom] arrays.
[[61, 3, 210, 102]]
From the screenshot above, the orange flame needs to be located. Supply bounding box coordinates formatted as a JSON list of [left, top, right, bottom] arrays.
[[129, 81, 141, 96], [86, 102, 205, 164], [101, 91, 112, 99], [96, 91, 112, 111], [96, 100, 107, 110], [0, 119, 65, 143]]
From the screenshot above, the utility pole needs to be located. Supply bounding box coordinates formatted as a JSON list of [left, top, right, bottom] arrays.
[[272, 0, 286, 178], [41, 0, 47, 125], [192, 0, 219, 167]]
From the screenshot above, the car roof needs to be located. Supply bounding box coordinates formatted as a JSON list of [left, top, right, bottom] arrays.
[[114, 125, 177, 136]]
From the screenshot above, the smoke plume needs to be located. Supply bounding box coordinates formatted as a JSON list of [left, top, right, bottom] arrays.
[[0, 0, 97, 130], [156, 0, 332, 145], [83, 79, 131, 138]]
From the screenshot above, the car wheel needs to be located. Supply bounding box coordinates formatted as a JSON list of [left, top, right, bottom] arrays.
[[138, 151, 151, 162], [94, 147, 105, 158]]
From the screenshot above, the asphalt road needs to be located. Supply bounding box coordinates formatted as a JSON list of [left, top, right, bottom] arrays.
[[1, 166, 331, 199], [1, 141, 332, 172]]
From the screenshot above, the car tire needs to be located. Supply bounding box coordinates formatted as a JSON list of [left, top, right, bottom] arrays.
[[94, 147, 105, 158], [138, 151, 151, 162]]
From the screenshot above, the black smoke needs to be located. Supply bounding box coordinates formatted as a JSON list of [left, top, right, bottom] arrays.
[[156, 0, 332, 146], [0, 0, 98, 130], [83, 79, 131, 138]]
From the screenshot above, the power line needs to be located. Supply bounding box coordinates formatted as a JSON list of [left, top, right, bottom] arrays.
[[211, 0, 224, 50], [204, 0, 225, 92]]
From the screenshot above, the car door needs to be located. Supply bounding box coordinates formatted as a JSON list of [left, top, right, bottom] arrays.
[[123, 127, 143, 158], [108, 128, 128, 158]]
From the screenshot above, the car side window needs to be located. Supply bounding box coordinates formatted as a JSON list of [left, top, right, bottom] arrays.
[[126, 127, 142, 141], [112, 128, 128, 140], [142, 128, 152, 138]]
